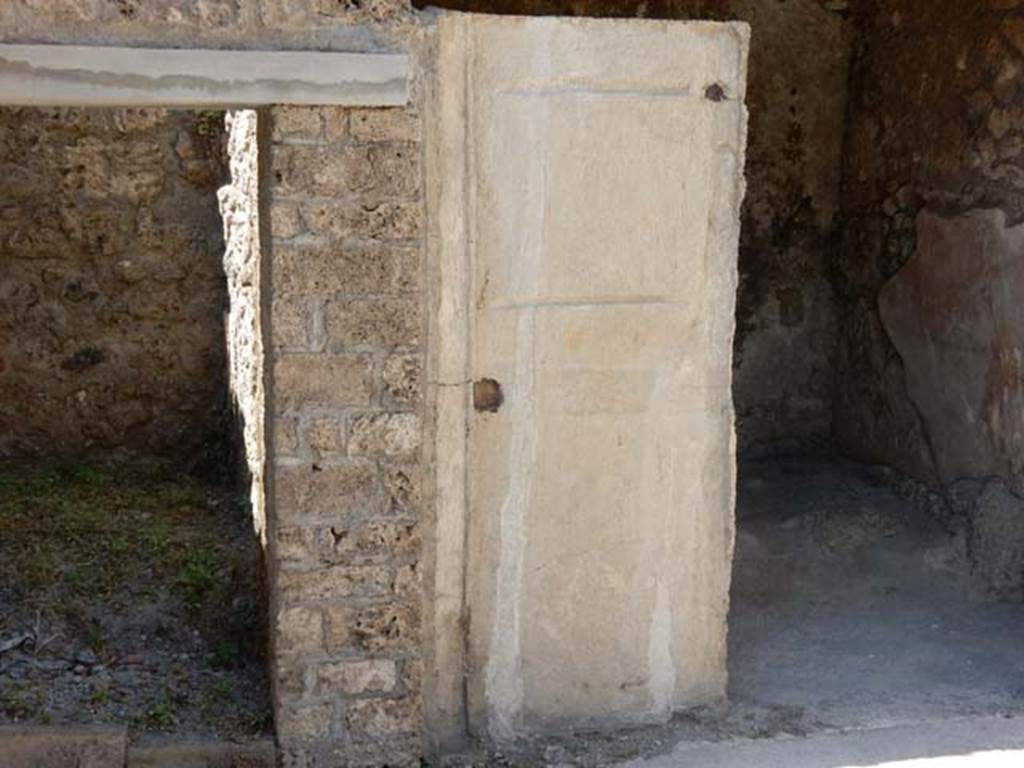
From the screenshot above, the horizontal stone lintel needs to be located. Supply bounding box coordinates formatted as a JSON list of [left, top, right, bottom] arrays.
[[0, 44, 408, 107]]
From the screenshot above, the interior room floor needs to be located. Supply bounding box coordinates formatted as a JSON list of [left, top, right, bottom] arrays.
[[729, 455, 1024, 730]]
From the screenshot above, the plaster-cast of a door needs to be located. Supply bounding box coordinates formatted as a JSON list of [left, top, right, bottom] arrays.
[[426, 13, 749, 746]]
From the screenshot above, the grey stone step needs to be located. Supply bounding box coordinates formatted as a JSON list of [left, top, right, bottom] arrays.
[[0, 727, 276, 768], [0, 725, 127, 768]]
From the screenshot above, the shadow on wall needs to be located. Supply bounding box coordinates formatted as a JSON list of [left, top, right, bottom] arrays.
[[833, 0, 1024, 600], [0, 106, 234, 469]]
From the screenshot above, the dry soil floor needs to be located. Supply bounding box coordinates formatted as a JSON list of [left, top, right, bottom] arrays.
[[730, 455, 1024, 730], [0, 459, 271, 745]]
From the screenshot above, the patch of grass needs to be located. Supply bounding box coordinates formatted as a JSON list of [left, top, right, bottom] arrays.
[[210, 639, 242, 669], [179, 547, 219, 609], [89, 684, 111, 707], [0, 457, 269, 736], [207, 678, 232, 702], [143, 700, 176, 730], [194, 110, 223, 138], [142, 519, 173, 559], [0, 682, 44, 720], [160, 480, 207, 509], [0, 457, 265, 673], [0, 458, 252, 618], [203, 702, 274, 741]]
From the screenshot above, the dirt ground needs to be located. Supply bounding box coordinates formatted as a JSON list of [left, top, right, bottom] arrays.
[[730, 455, 1024, 728], [0, 459, 271, 745], [5, 453, 1022, 763]]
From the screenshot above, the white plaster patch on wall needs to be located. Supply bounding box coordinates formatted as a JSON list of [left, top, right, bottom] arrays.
[[484, 310, 538, 743], [645, 365, 683, 716]]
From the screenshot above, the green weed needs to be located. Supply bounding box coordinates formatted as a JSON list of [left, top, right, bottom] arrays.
[[0, 683, 43, 720], [89, 685, 110, 707], [179, 548, 220, 609], [143, 700, 175, 730]]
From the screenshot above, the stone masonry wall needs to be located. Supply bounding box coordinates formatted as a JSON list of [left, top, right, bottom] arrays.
[[837, 0, 1024, 598], [0, 0, 854, 457], [265, 105, 425, 767], [1, 2, 432, 758], [218, 110, 268, 539], [0, 1, 417, 50], [0, 107, 228, 458], [837, 0, 1024, 482]]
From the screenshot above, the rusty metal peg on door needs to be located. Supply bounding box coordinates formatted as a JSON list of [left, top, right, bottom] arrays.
[[473, 378, 503, 413]]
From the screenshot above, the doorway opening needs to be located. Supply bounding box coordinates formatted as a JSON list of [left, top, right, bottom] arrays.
[[726, 1, 1024, 736], [0, 106, 271, 745]]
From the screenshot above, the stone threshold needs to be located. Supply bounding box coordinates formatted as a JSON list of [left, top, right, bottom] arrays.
[[0, 726, 275, 768]]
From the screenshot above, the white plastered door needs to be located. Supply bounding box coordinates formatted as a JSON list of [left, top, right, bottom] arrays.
[[427, 12, 749, 744]]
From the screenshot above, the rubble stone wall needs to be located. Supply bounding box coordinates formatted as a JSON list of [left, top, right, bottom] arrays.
[[219, 110, 268, 538], [837, 0, 1024, 484], [0, 0, 858, 455], [0, 107, 228, 459], [837, 0, 1024, 599], [1, 6, 430, 762]]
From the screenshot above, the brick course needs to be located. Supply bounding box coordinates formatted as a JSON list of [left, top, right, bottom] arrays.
[[267, 105, 425, 767]]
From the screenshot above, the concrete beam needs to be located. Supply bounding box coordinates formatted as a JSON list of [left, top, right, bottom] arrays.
[[0, 44, 408, 107]]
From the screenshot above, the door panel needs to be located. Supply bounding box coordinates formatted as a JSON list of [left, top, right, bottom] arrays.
[[431, 12, 749, 741]]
